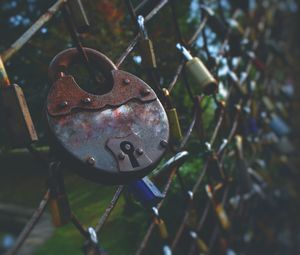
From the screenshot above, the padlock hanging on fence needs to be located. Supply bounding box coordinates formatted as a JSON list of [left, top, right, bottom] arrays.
[[0, 56, 38, 148], [162, 88, 183, 142], [205, 184, 231, 231], [261, 96, 291, 137], [46, 47, 169, 184], [48, 162, 71, 227], [127, 176, 164, 208], [137, 15, 157, 69], [176, 44, 218, 95], [152, 207, 173, 255], [189, 231, 209, 254]]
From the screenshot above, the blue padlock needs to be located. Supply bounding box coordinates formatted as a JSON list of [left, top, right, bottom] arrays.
[[269, 113, 290, 137], [128, 177, 164, 208]]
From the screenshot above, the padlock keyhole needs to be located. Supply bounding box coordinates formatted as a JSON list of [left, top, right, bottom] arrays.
[[120, 141, 140, 168]]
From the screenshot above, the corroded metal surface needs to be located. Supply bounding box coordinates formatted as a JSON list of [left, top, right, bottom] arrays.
[[47, 70, 157, 116], [47, 100, 169, 183], [46, 48, 169, 184]]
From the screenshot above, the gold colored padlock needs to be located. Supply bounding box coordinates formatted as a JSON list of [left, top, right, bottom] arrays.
[[155, 218, 169, 240], [262, 96, 275, 112], [49, 163, 71, 227], [215, 204, 230, 231], [50, 194, 71, 227], [190, 231, 208, 254], [0, 57, 38, 147], [163, 88, 182, 141], [177, 44, 218, 95], [205, 185, 230, 231], [137, 16, 157, 69]]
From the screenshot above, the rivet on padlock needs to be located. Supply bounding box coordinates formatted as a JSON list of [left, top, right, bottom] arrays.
[[48, 162, 71, 227], [205, 185, 230, 231], [176, 44, 218, 95], [189, 231, 209, 254], [0, 56, 38, 147], [128, 176, 164, 208], [162, 88, 182, 141], [67, 0, 90, 33], [137, 15, 157, 69]]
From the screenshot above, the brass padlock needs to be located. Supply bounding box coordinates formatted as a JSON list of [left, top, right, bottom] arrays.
[[189, 231, 209, 254], [234, 135, 253, 194], [162, 88, 182, 141], [67, 0, 90, 33], [176, 44, 218, 95], [48, 162, 71, 227], [137, 16, 157, 69], [205, 185, 230, 231], [46, 48, 169, 184], [155, 218, 169, 240], [0, 57, 38, 147]]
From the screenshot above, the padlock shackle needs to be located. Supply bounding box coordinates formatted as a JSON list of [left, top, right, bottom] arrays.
[[48, 47, 117, 82]]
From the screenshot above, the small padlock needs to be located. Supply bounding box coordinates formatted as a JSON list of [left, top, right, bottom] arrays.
[[162, 88, 182, 141], [176, 44, 218, 95], [162, 245, 172, 255], [262, 96, 275, 112], [152, 207, 169, 240], [189, 231, 209, 254], [48, 162, 71, 227], [0, 57, 38, 147], [269, 113, 290, 137], [128, 176, 164, 208], [137, 16, 157, 69], [46, 48, 169, 184], [157, 218, 169, 240], [205, 185, 230, 231], [67, 0, 90, 33], [234, 135, 253, 194]]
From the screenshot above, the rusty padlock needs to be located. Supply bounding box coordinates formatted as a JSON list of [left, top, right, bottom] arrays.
[[46, 48, 169, 184]]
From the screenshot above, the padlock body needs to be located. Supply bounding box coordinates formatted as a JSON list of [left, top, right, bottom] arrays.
[[0, 84, 38, 147], [195, 238, 209, 253], [139, 39, 157, 69], [269, 114, 290, 137], [166, 108, 182, 140], [215, 204, 230, 230], [50, 194, 71, 227], [156, 219, 169, 240], [46, 57, 169, 185], [186, 58, 217, 95], [128, 177, 164, 208]]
